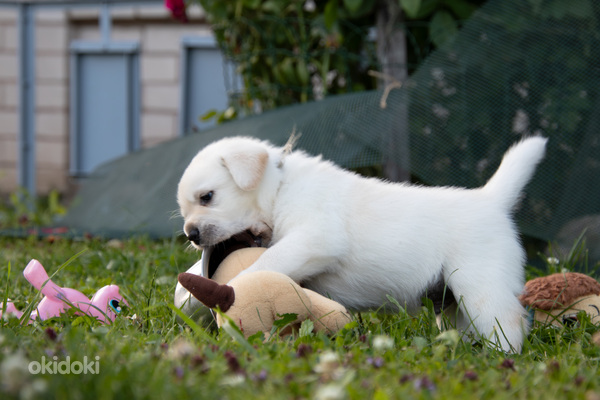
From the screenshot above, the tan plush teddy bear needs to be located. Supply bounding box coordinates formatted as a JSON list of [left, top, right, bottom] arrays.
[[178, 247, 351, 339]]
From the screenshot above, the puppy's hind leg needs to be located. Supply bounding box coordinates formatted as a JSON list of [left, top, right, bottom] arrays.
[[445, 262, 529, 353]]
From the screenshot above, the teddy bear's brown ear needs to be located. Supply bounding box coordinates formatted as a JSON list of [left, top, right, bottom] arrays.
[[178, 273, 235, 312]]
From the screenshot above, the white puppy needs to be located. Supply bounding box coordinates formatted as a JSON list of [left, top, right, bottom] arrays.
[[177, 135, 547, 352]]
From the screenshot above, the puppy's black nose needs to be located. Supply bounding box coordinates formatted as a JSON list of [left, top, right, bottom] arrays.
[[186, 228, 201, 245]]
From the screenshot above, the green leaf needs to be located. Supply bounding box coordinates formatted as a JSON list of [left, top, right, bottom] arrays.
[[168, 303, 218, 345], [373, 388, 390, 400], [221, 318, 258, 355], [443, 0, 477, 19], [242, 0, 261, 10], [247, 331, 266, 344], [567, 0, 593, 18], [71, 315, 95, 327], [436, 329, 460, 347], [296, 59, 310, 85], [386, 294, 405, 311], [299, 319, 314, 337], [399, 0, 422, 18], [279, 57, 297, 85], [411, 0, 440, 18], [413, 336, 429, 351], [273, 64, 286, 84], [343, 320, 358, 330], [200, 109, 218, 121], [546, 0, 569, 19], [343, 0, 363, 13], [324, 0, 338, 30], [206, 1, 230, 20], [429, 10, 458, 48], [272, 313, 298, 329], [261, 1, 282, 14], [344, 0, 376, 17]]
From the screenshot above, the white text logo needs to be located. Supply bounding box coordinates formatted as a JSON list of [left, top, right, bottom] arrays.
[[28, 356, 100, 375]]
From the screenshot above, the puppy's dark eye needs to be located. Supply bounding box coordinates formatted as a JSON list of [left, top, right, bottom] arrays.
[[199, 191, 214, 206]]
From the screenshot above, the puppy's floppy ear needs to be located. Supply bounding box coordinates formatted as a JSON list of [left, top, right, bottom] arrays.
[[221, 144, 269, 191]]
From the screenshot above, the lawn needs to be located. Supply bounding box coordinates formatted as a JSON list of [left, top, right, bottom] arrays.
[[1, 210, 599, 399]]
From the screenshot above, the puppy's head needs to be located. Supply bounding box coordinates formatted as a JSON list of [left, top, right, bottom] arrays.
[[177, 137, 275, 250]]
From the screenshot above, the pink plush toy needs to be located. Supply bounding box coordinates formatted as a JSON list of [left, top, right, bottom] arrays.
[[0, 259, 127, 324]]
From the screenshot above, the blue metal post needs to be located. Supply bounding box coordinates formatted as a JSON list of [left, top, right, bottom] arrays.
[[99, 3, 111, 46], [18, 2, 36, 196]]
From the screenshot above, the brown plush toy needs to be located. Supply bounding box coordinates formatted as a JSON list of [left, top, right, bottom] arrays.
[[519, 272, 600, 345], [178, 248, 351, 339]]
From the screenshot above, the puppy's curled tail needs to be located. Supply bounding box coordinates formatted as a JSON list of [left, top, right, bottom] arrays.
[[481, 136, 548, 211]]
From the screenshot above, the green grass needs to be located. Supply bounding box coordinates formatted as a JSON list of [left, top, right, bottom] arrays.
[[1, 233, 599, 400], [0, 190, 66, 229]]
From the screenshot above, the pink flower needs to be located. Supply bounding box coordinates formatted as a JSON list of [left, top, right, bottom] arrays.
[[165, 0, 188, 23]]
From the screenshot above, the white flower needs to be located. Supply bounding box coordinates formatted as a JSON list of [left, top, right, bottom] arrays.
[[127, 313, 140, 323], [220, 374, 246, 387], [512, 109, 529, 134], [304, 0, 316, 12], [432, 103, 450, 119], [442, 86, 456, 96], [513, 82, 529, 99], [167, 338, 196, 360], [0, 352, 30, 394], [314, 351, 339, 374], [373, 335, 394, 351], [155, 276, 172, 286], [315, 383, 346, 400], [20, 378, 47, 400], [106, 239, 123, 248], [546, 257, 560, 266], [223, 107, 235, 119], [431, 68, 445, 81], [436, 329, 460, 347]]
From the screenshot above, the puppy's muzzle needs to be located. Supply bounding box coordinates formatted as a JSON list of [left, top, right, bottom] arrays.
[[186, 227, 201, 245]]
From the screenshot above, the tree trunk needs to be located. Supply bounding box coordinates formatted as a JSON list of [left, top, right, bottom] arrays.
[[376, 0, 411, 182]]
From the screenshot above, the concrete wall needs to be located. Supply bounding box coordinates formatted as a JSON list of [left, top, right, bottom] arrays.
[[0, 8, 19, 193], [0, 4, 213, 196]]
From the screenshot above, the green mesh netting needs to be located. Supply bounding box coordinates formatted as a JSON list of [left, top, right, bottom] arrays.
[[58, 0, 600, 262]]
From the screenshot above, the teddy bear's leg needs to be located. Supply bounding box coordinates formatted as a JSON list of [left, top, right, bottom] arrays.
[[178, 273, 235, 312]]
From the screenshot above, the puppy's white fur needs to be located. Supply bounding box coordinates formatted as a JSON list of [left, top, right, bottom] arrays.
[[178, 136, 547, 352]]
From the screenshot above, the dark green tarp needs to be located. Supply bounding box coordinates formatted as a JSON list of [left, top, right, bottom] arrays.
[[58, 0, 600, 262]]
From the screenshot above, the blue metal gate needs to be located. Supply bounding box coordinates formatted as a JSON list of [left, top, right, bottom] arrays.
[[69, 42, 140, 176], [179, 36, 237, 135]]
